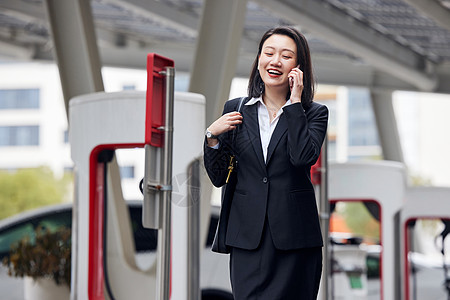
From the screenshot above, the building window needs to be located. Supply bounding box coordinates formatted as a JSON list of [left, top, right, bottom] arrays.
[[348, 89, 379, 147], [0, 89, 40, 109], [63, 130, 69, 144], [119, 166, 135, 179], [0, 126, 39, 146]]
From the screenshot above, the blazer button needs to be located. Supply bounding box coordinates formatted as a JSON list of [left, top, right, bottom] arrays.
[[262, 177, 268, 183]]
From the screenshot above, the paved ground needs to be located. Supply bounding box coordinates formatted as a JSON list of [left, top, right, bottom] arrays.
[[412, 267, 449, 300], [365, 268, 449, 300], [1, 264, 448, 300]]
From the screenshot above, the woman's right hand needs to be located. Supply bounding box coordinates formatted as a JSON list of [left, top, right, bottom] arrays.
[[207, 111, 243, 146]]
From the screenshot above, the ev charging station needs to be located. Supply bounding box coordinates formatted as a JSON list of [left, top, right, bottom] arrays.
[[70, 54, 206, 300], [328, 161, 407, 300], [400, 187, 450, 300]]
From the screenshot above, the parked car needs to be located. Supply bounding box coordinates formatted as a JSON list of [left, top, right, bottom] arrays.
[[0, 201, 159, 261], [0, 201, 231, 300]]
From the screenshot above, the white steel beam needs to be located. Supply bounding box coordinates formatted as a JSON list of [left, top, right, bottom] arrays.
[[370, 89, 404, 163], [404, 0, 450, 32], [33, 35, 450, 94], [44, 0, 104, 118], [312, 55, 418, 91], [254, 0, 438, 92], [189, 0, 249, 126], [43, 1, 104, 298], [33, 41, 427, 93]]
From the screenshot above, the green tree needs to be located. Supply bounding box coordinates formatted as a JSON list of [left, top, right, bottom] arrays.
[[0, 167, 71, 220]]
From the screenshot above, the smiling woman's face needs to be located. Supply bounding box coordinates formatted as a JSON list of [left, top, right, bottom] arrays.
[[258, 34, 298, 92]]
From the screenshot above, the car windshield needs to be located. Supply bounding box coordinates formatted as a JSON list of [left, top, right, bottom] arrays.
[[0, 210, 72, 259]]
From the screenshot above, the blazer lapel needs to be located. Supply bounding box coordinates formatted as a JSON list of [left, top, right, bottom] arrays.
[[242, 103, 266, 172], [266, 113, 288, 165]]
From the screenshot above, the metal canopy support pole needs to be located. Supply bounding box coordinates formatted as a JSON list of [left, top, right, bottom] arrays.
[[319, 138, 329, 300], [43, 0, 104, 118], [371, 89, 404, 163], [189, 0, 248, 127], [156, 67, 175, 300], [187, 159, 201, 300]]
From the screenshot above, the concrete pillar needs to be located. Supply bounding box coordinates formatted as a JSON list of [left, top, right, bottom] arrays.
[[44, 0, 104, 118], [370, 89, 404, 162], [189, 0, 248, 127], [43, 2, 104, 299]]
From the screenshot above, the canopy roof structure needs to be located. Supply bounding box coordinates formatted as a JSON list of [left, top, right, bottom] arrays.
[[1, 0, 450, 93], [1, 0, 450, 165]]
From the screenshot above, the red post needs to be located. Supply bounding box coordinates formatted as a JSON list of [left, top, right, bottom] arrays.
[[145, 53, 174, 147], [311, 152, 322, 185]]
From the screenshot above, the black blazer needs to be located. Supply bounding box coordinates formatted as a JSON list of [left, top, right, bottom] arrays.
[[204, 97, 328, 251]]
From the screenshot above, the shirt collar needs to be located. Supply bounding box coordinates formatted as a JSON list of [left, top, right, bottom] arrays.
[[245, 96, 263, 106], [245, 96, 292, 108], [282, 99, 292, 108]]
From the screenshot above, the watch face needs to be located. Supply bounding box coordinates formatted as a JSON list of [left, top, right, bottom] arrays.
[[206, 130, 217, 138]]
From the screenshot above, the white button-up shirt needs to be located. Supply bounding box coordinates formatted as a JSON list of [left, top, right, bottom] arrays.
[[209, 97, 293, 162], [245, 96, 292, 162]]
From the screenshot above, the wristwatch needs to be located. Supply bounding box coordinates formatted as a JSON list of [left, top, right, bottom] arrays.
[[205, 129, 219, 139]]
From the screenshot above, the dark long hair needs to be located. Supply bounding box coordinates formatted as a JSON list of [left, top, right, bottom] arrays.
[[247, 26, 315, 108]]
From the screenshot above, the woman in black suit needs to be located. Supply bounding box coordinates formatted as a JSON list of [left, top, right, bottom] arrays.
[[204, 26, 328, 300]]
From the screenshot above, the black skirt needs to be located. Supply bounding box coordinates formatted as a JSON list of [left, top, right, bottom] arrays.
[[229, 219, 322, 300]]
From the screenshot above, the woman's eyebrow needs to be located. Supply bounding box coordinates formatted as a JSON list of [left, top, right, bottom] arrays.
[[281, 48, 295, 54], [263, 46, 295, 54]]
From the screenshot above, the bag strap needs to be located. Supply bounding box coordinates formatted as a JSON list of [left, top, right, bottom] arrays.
[[237, 96, 245, 112], [226, 96, 246, 183], [231, 96, 246, 144]]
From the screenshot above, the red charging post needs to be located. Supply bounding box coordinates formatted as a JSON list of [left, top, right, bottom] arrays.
[[146, 53, 174, 147], [311, 152, 322, 185]]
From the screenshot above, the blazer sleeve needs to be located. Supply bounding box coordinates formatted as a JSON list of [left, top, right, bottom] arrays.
[[203, 99, 239, 187], [283, 102, 329, 167]]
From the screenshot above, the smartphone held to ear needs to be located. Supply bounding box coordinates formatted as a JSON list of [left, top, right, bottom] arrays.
[[289, 65, 300, 90]]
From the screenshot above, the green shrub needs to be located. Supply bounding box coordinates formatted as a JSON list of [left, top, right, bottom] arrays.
[[2, 226, 71, 286]]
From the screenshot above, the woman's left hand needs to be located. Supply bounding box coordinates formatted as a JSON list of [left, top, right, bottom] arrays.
[[288, 66, 303, 103]]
